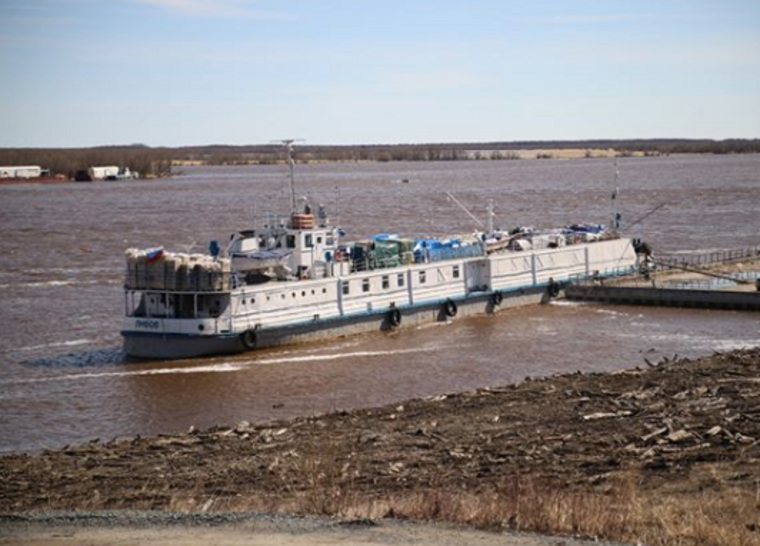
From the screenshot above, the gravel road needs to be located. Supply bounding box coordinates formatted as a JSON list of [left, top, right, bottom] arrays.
[[0, 511, 632, 546]]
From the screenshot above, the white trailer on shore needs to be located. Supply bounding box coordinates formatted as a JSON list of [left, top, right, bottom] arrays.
[[88, 166, 137, 181], [88, 166, 120, 180], [0, 166, 42, 179]]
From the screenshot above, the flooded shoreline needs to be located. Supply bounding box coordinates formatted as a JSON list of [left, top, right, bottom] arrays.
[[1, 155, 759, 454], [2, 348, 758, 545]]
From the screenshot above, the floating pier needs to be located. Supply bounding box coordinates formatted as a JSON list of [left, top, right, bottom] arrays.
[[565, 246, 760, 312], [565, 284, 760, 311]]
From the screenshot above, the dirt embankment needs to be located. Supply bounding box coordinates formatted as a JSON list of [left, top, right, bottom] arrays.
[[2, 349, 759, 544]]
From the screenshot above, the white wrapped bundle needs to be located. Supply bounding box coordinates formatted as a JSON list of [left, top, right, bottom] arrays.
[[219, 258, 231, 291], [146, 257, 166, 290], [164, 253, 178, 291], [134, 251, 148, 290], [124, 248, 139, 288]]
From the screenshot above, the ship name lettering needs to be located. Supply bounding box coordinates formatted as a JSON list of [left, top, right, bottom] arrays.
[[135, 319, 160, 329]]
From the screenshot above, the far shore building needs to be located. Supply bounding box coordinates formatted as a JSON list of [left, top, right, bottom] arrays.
[[88, 166, 136, 180], [0, 166, 45, 178]]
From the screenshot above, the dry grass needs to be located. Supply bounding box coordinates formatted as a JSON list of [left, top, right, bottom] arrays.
[[237, 456, 760, 546], [626, 487, 760, 546], [50, 448, 758, 545]]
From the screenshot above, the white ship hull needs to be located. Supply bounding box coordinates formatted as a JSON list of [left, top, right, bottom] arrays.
[[122, 237, 637, 360]]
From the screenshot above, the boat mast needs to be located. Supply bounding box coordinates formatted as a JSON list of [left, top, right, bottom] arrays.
[[487, 199, 495, 235], [286, 140, 296, 212], [272, 139, 303, 213], [611, 157, 621, 230], [334, 183, 340, 229]]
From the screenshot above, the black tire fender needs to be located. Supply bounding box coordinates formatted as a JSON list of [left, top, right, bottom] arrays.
[[548, 278, 560, 298], [389, 307, 402, 327], [444, 299, 458, 317], [492, 291, 503, 306], [241, 329, 257, 350]]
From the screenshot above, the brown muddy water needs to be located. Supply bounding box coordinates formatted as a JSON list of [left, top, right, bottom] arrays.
[[1, 155, 758, 453]]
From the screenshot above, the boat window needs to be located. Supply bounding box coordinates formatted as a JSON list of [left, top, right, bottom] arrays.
[[419, 271, 426, 284], [342, 281, 350, 295], [302, 291, 306, 297], [382, 276, 389, 289], [304, 234, 313, 248], [292, 292, 296, 298], [362, 278, 370, 292], [453, 265, 460, 279], [250, 298, 255, 304], [287, 235, 296, 248], [316, 236, 323, 244], [326, 236, 334, 245], [322, 287, 327, 294], [242, 299, 246, 305], [397, 273, 405, 287]]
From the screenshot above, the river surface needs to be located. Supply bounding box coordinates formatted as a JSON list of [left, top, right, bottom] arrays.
[[1, 155, 758, 453]]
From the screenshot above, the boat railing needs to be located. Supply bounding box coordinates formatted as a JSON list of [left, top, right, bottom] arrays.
[[656, 246, 760, 269], [566, 265, 638, 286], [425, 244, 484, 262], [349, 244, 483, 273]]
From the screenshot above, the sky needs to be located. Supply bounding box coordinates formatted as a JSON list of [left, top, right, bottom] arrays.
[[1, 0, 759, 147]]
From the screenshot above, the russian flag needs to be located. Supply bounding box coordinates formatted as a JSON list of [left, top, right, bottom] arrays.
[[145, 246, 164, 263]]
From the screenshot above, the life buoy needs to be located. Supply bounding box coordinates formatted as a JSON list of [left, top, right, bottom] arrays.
[[492, 291, 503, 306], [241, 329, 257, 350], [389, 307, 402, 327], [444, 299, 458, 317]]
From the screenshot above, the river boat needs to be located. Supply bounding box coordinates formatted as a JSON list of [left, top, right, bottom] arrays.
[[122, 211, 640, 360], [121, 148, 639, 360]]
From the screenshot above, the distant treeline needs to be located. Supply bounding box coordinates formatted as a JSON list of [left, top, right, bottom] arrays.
[[167, 138, 760, 164], [1, 139, 758, 176]]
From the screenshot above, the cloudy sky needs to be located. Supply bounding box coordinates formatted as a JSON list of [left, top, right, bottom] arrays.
[[1, 0, 758, 147]]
